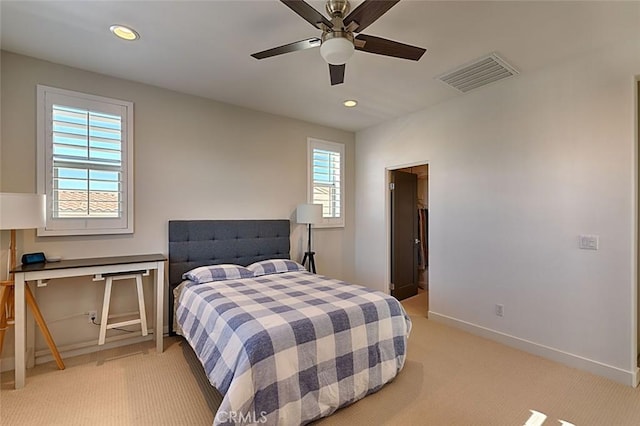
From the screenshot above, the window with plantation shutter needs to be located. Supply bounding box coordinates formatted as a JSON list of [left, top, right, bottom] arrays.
[[37, 85, 134, 236], [308, 138, 344, 228]]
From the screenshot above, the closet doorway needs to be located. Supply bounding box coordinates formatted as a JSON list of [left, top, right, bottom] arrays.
[[389, 165, 429, 310]]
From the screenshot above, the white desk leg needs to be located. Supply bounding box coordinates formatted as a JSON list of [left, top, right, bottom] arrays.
[[155, 261, 164, 354], [27, 282, 36, 368], [14, 272, 26, 389]]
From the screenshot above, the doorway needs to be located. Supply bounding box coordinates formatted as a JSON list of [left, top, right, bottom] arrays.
[[389, 164, 429, 311]]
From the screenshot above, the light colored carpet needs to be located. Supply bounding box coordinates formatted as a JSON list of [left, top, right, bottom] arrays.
[[0, 338, 218, 425], [2, 291, 640, 425]]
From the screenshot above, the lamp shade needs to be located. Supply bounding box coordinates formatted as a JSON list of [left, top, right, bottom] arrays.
[[296, 203, 322, 224], [0, 193, 46, 230]]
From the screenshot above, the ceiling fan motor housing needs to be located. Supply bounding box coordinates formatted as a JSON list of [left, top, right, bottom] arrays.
[[325, 0, 350, 18], [320, 0, 355, 65]]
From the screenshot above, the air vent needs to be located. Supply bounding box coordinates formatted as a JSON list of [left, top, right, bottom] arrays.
[[437, 53, 519, 93]]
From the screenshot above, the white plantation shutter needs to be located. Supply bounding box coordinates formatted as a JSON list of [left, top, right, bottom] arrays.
[[308, 138, 344, 227], [312, 149, 341, 218], [37, 86, 134, 235], [52, 105, 122, 218]]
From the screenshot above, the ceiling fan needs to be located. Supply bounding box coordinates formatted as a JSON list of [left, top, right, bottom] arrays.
[[251, 0, 426, 85]]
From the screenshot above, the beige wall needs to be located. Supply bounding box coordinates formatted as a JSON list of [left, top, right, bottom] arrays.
[[0, 51, 355, 362], [355, 38, 640, 384]]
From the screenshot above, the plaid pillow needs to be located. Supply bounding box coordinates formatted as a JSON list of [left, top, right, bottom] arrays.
[[182, 264, 254, 284], [247, 259, 307, 277]]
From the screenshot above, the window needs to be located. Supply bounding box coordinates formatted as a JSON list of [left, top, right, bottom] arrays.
[[37, 85, 134, 236], [308, 138, 344, 228]]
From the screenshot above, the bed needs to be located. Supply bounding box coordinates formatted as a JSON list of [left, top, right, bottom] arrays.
[[169, 219, 411, 425]]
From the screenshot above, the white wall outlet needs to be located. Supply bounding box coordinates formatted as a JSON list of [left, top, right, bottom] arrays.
[[495, 304, 504, 317], [88, 310, 97, 323], [579, 235, 599, 250]]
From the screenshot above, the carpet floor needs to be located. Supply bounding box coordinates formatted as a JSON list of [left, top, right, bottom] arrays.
[[2, 291, 640, 425]]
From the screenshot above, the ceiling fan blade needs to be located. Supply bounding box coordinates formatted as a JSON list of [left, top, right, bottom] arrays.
[[281, 0, 333, 29], [355, 34, 426, 61], [343, 0, 400, 33], [251, 37, 321, 60], [329, 64, 345, 85]]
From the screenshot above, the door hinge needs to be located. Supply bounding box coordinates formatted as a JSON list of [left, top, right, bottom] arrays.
[[389, 182, 395, 191], [390, 283, 395, 290]]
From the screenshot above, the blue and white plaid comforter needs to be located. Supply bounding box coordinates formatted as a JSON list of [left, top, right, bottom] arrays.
[[176, 270, 411, 425]]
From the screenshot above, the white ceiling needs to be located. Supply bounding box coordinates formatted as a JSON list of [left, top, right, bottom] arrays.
[[1, 1, 638, 132]]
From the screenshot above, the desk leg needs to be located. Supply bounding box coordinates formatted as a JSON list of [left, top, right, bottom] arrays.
[[155, 262, 164, 354], [14, 273, 26, 389]]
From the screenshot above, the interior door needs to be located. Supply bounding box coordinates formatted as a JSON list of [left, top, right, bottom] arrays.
[[391, 170, 418, 300]]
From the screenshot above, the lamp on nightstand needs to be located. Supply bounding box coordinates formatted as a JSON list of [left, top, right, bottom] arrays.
[[0, 193, 64, 369], [296, 203, 322, 273]]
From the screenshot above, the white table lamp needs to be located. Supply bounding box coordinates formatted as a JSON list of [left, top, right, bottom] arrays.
[[1, 193, 45, 278], [0, 193, 64, 369]]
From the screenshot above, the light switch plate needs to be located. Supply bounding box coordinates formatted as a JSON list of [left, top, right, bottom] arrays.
[[579, 235, 599, 250]]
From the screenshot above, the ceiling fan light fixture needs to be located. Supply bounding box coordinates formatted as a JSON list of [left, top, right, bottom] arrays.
[[320, 36, 354, 65]]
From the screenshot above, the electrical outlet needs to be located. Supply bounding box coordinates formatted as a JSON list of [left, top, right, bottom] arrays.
[[88, 310, 97, 323], [495, 304, 504, 317]]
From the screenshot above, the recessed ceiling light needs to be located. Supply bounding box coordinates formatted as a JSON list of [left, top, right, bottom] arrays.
[[110, 25, 139, 41], [343, 100, 358, 108]]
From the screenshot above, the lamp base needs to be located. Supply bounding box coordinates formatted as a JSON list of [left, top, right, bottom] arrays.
[[0, 279, 65, 370], [301, 251, 317, 274]]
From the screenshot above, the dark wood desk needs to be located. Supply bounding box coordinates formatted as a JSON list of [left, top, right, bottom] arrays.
[[12, 254, 166, 389]]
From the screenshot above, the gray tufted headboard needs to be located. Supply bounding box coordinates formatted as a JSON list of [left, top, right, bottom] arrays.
[[168, 219, 291, 335]]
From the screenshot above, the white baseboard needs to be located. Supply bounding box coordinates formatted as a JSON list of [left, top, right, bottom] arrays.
[[429, 311, 638, 387], [0, 325, 170, 373]]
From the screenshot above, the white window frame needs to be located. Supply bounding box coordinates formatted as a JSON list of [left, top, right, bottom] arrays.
[[36, 85, 134, 236], [307, 138, 345, 228]]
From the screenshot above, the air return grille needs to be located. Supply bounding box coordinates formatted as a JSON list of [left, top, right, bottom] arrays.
[[438, 53, 519, 93]]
